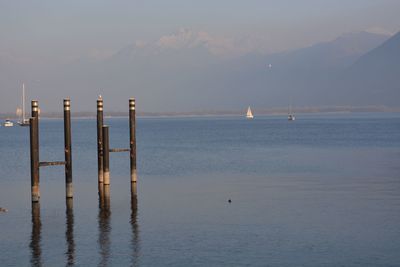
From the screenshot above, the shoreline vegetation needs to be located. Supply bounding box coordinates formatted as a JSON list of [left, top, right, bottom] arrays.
[[1, 105, 399, 119]]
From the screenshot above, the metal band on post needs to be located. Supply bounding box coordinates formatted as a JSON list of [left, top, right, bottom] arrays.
[[32, 100, 39, 118]]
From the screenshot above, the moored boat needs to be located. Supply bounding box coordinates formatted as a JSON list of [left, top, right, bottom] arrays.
[[288, 103, 295, 121], [3, 119, 14, 127]]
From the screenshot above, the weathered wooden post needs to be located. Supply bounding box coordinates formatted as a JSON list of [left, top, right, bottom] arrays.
[[97, 97, 104, 183], [102, 125, 110, 185], [30, 100, 40, 202], [104, 185, 110, 207], [98, 182, 105, 207], [64, 99, 73, 198], [131, 182, 137, 197], [129, 98, 137, 183]]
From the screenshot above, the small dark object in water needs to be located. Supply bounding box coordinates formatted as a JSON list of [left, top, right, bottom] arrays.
[[228, 199, 232, 203], [0, 207, 8, 213]]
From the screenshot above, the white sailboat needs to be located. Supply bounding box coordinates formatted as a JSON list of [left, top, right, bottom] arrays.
[[246, 106, 254, 119], [288, 103, 295, 121], [17, 83, 29, 126]]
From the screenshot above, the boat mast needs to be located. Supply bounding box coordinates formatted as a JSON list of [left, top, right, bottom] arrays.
[[22, 83, 25, 121]]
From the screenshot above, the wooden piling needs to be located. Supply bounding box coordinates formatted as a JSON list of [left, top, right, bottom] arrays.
[[102, 126, 110, 185], [64, 99, 73, 198], [98, 182, 105, 207], [99, 183, 111, 211], [131, 182, 137, 197], [30, 100, 40, 202], [129, 98, 137, 183], [104, 185, 110, 208], [39, 161, 65, 167], [97, 98, 104, 183]]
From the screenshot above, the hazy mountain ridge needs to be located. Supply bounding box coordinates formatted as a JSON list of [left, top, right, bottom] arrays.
[[263, 31, 390, 70], [333, 31, 400, 106], [197, 31, 393, 109], [0, 29, 397, 113], [89, 30, 392, 111]]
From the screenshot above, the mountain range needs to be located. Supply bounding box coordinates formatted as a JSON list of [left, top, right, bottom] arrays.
[[1, 29, 398, 113], [339, 31, 400, 106]]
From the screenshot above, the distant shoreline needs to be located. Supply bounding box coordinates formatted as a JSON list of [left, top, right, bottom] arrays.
[[1, 106, 400, 120]]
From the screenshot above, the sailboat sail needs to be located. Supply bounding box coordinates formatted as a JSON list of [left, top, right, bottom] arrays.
[[246, 106, 254, 119], [18, 83, 29, 126]]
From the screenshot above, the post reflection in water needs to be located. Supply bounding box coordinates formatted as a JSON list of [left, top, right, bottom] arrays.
[[130, 183, 140, 267], [30, 202, 42, 267], [98, 184, 111, 267], [65, 198, 75, 266]]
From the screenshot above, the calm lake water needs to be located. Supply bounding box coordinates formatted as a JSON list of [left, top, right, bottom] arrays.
[[1, 113, 400, 266]]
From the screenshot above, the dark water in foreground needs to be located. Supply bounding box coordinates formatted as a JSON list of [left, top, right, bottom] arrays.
[[1, 113, 400, 266]]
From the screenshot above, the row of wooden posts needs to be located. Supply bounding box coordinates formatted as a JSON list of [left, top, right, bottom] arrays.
[[29, 97, 137, 202]]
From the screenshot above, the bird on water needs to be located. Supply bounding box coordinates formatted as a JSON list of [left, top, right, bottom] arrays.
[[0, 207, 8, 212]]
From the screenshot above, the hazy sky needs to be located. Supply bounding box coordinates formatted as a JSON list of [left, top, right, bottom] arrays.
[[1, 0, 400, 113], [1, 0, 399, 62]]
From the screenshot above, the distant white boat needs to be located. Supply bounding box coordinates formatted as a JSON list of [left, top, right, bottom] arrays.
[[3, 119, 14, 127], [17, 83, 29, 126], [246, 106, 254, 119]]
